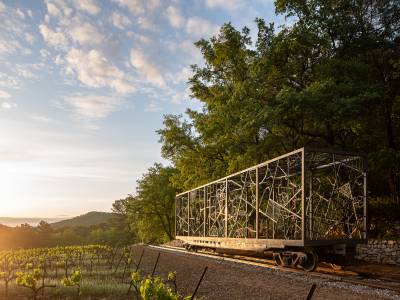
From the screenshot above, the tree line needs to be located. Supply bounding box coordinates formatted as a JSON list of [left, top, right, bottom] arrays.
[[0, 218, 134, 250]]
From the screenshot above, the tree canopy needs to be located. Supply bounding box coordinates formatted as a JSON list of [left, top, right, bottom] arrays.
[[120, 164, 178, 244], [158, 0, 400, 202], [112, 0, 399, 244]]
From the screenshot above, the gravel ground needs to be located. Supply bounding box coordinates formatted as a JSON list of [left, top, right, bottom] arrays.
[[132, 245, 400, 300]]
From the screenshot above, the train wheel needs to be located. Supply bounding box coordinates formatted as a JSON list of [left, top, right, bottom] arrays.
[[300, 250, 318, 272], [273, 253, 283, 267]]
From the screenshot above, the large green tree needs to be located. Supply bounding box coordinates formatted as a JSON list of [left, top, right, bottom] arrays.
[[158, 0, 400, 204], [121, 164, 178, 243]]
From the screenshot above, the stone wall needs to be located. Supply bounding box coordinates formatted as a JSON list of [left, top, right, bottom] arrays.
[[356, 239, 400, 265]]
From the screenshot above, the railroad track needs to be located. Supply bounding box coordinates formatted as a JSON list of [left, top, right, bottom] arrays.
[[148, 244, 400, 295]]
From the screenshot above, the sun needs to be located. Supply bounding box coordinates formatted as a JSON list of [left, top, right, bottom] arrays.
[[0, 166, 35, 217]]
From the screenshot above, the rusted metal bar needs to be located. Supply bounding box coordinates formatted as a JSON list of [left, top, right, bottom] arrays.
[[256, 167, 259, 239], [190, 266, 208, 300], [127, 248, 145, 295], [204, 186, 206, 237], [135, 249, 144, 271], [151, 252, 161, 277], [188, 192, 190, 236], [225, 178, 228, 238], [306, 283, 317, 300], [301, 148, 305, 244], [176, 148, 304, 197]]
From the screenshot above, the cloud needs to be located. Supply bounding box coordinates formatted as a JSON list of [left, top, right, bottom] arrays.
[[73, 0, 100, 15], [0, 89, 11, 98], [65, 48, 135, 94], [111, 11, 131, 29], [16, 8, 25, 18], [0, 2, 33, 56], [64, 93, 122, 119], [113, 0, 160, 15], [186, 16, 219, 37], [112, 0, 144, 16], [45, 1, 61, 18], [126, 32, 152, 45], [25, 32, 35, 44], [137, 16, 156, 30], [170, 87, 190, 104], [14, 65, 34, 79], [165, 6, 184, 28], [1, 102, 17, 109], [40, 48, 51, 59], [45, 0, 72, 19], [130, 48, 165, 87], [205, 0, 244, 10], [174, 66, 192, 84], [147, 0, 160, 11], [39, 24, 68, 48], [0, 73, 19, 89], [31, 115, 54, 123], [0, 38, 22, 55], [145, 100, 161, 112], [167, 39, 201, 63], [69, 22, 104, 45]]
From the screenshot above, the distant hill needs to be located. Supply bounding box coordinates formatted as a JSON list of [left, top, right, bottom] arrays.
[[51, 211, 115, 229], [0, 217, 65, 227]]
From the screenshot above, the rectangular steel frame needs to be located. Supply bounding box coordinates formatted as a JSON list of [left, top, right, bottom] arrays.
[[175, 147, 367, 251]]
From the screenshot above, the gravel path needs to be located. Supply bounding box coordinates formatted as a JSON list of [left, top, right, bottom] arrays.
[[131, 245, 400, 300]]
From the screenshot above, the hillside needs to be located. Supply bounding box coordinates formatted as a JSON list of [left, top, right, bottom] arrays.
[[0, 217, 64, 227], [51, 211, 115, 229]]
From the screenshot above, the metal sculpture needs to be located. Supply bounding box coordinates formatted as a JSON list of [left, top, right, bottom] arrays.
[[176, 148, 366, 249]]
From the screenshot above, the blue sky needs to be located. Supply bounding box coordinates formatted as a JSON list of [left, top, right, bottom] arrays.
[[0, 0, 283, 218]]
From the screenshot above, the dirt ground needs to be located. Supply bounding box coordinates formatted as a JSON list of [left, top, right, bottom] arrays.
[[131, 245, 400, 300], [345, 263, 400, 281]]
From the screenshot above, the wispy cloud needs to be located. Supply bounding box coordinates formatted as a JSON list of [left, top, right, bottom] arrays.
[[1, 102, 17, 109], [205, 0, 244, 10], [0, 89, 11, 99], [110, 11, 131, 29], [69, 22, 104, 45], [64, 93, 122, 119], [165, 5, 185, 28], [186, 16, 219, 37], [145, 100, 161, 112], [39, 24, 68, 48], [65, 48, 134, 94], [30, 115, 55, 123], [0, 2, 34, 56], [73, 0, 100, 15], [130, 48, 165, 87]]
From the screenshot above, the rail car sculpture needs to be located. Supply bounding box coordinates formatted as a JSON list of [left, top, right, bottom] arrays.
[[175, 147, 367, 271]]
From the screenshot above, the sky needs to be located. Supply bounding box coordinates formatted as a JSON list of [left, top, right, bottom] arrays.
[[0, 0, 283, 218]]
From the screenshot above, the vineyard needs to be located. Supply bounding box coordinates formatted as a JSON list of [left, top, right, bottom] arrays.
[[0, 245, 193, 300]]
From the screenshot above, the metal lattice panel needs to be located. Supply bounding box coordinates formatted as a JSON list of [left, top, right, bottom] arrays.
[[259, 152, 303, 240], [175, 148, 366, 245], [189, 189, 205, 236], [227, 170, 257, 238], [206, 181, 226, 237], [305, 152, 365, 240], [175, 193, 188, 236]]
